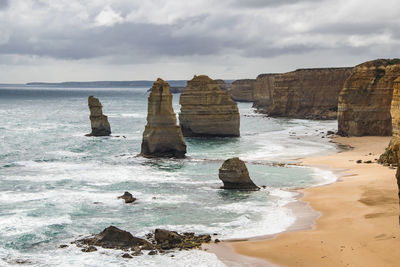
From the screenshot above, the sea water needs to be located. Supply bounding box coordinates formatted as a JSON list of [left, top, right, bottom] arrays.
[[0, 85, 338, 266]]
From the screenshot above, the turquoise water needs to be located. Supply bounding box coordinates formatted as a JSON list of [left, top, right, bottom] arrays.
[[0, 86, 338, 266]]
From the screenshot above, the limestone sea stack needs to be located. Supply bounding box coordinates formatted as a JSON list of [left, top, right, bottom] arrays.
[[229, 79, 256, 102], [179, 75, 240, 137], [379, 77, 400, 164], [338, 59, 400, 136], [86, 96, 111, 136], [253, 68, 352, 119], [141, 78, 186, 158], [219, 157, 259, 190]]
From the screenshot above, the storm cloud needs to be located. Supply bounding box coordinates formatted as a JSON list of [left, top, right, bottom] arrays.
[[0, 0, 399, 82]]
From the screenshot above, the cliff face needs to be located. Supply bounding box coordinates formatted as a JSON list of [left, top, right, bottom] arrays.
[[179, 75, 240, 137], [252, 74, 278, 112], [253, 68, 352, 119], [141, 78, 186, 158], [338, 59, 400, 136], [379, 77, 400, 164], [215, 79, 229, 91], [86, 96, 111, 136], [229, 79, 256, 102]]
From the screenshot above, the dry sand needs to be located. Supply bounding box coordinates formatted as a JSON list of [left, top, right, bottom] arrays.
[[228, 136, 400, 267]]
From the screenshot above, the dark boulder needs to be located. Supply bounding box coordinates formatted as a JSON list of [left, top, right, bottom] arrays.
[[219, 157, 259, 190], [117, 192, 136, 203]]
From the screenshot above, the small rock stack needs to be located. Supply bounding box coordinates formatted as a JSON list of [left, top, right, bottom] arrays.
[[86, 96, 111, 136], [219, 157, 259, 190]]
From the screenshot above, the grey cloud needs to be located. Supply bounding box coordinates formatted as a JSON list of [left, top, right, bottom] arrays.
[[310, 22, 393, 35], [0, 0, 8, 9], [229, 0, 322, 8]]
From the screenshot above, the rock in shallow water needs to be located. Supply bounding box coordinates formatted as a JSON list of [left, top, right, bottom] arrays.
[[219, 157, 259, 190], [86, 96, 111, 136], [117, 191, 136, 203]]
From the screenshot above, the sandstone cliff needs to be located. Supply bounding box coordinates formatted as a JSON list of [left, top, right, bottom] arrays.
[[215, 79, 229, 91], [229, 79, 256, 102], [179, 75, 240, 137], [86, 96, 111, 136], [253, 68, 352, 119], [141, 78, 186, 158], [252, 73, 279, 112], [379, 77, 400, 164], [338, 59, 400, 136]]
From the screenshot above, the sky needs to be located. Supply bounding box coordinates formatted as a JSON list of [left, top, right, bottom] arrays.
[[0, 0, 399, 83]]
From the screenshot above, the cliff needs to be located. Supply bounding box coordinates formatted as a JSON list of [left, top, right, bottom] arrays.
[[228, 79, 256, 102], [338, 59, 400, 136], [215, 79, 229, 91], [253, 73, 279, 111], [141, 78, 186, 158], [379, 77, 400, 164], [86, 96, 111, 136], [254, 68, 352, 119], [179, 75, 240, 137]]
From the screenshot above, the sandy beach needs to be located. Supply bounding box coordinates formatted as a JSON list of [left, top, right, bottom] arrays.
[[223, 136, 400, 267]]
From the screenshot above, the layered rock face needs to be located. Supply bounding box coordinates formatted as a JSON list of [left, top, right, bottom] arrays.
[[229, 79, 256, 102], [215, 79, 229, 91], [218, 157, 259, 190], [254, 68, 352, 119], [252, 74, 279, 111], [338, 59, 400, 136], [379, 77, 400, 164], [179, 75, 240, 137], [86, 96, 111, 136], [141, 78, 186, 158]]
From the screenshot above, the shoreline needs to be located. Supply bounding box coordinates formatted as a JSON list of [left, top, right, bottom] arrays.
[[208, 136, 400, 266]]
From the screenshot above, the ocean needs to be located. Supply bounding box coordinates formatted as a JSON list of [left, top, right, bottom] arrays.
[[0, 85, 338, 266]]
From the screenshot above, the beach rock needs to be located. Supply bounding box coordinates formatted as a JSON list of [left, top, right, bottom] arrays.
[[229, 79, 256, 102], [219, 157, 259, 190], [86, 96, 111, 136], [81, 246, 97, 252], [338, 59, 400, 136], [117, 191, 136, 203], [379, 77, 400, 164], [253, 68, 352, 119], [76, 226, 152, 250], [154, 229, 183, 247], [122, 253, 133, 258], [179, 75, 240, 137], [141, 78, 187, 158]]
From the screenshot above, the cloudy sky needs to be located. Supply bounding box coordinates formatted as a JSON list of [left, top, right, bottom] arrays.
[[0, 0, 399, 83]]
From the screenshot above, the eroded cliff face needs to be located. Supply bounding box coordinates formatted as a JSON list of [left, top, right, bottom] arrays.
[[253, 68, 352, 119], [252, 74, 278, 112], [87, 96, 111, 136], [379, 77, 400, 164], [338, 59, 400, 136], [141, 78, 186, 158], [179, 75, 240, 137], [229, 79, 256, 102]]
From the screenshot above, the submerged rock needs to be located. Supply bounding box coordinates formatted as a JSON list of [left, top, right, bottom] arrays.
[[118, 192, 136, 203], [141, 78, 187, 158], [179, 75, 240, 137], [86, 96, 111, 136], [219, 157, 259, 190]]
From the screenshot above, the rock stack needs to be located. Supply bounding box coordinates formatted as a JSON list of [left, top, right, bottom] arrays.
[[229, 79, 256, 102], [141, 78, 186, 158], [86, 96, 111, 136], [179, 75, 240, 137], [338, 59, 400, 136], [218, 157, 259, 190]]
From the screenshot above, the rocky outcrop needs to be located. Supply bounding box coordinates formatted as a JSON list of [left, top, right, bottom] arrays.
[[254, 68, 352, 119], [74, 226, 213, 256], [379, 77, 400, 164], [252, 73, 279, 112], [215, 79, 229, 91], [338, 59, 400, 136], [219, 157, 259, 190], [141, 78, 186, 158], [229, 79, 256, 102], [118, 191, 136, 203], [86, 96, 111, 136], [179, 75, 240, 137]]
